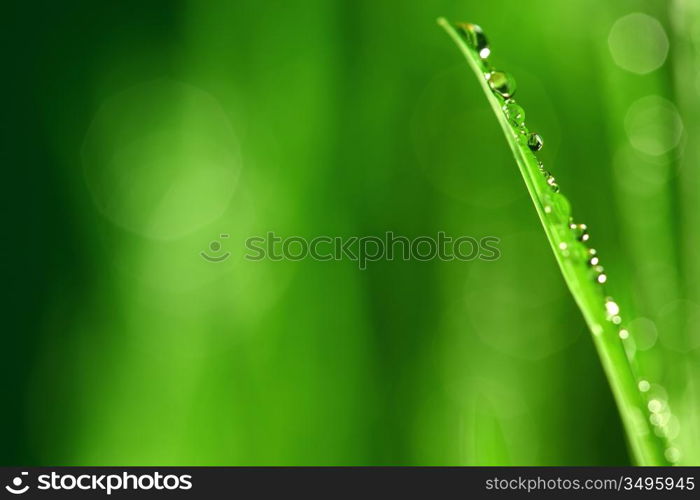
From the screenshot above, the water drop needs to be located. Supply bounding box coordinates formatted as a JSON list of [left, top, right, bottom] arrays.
[[619, 328, 630, 339], [638, 380, 650, 392], [487, 71, 516, 98], [594, 265, 607, 284], [503, 100, 525, 127], [516, 125, 530, 144], [527, 132, 544, 151], [605, 298, 620, 317], [545, 174, 559, 192], [457, 23, 490, 59], [558, 241, 569, 257], [570, 222, 589, 242]]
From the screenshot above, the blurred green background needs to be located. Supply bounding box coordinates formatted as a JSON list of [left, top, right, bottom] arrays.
[[4, 0, 699, 465]]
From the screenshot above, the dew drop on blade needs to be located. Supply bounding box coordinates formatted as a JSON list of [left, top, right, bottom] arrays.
[[517, 125, 529, 144], [570, 222, 589, 242], [503, 100, 525, 127], [592, 264, 607, 284], [587, 248, 600, 266], [605, 298, 620, 317], [558, 241, 569, 257], [456, 22, 490, 59], [527, 132, 544, 151], [487, 71, 516, 98]]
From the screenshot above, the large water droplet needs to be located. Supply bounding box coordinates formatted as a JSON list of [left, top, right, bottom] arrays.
[[487, 71, 516, 98], [457, 23, 490, 59], [503, 100, 525, 127], [527, 132, 544, 151]]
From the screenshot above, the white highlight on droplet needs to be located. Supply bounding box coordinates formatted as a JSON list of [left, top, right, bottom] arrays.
[[638, 380, 650, 392], [605, 299, 620, 317]]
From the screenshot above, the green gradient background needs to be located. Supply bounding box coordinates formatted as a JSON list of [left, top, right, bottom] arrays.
[[4, 0, 699, 465]]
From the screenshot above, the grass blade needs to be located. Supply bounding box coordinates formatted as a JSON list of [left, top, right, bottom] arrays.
[[438, 17, 674, 465]]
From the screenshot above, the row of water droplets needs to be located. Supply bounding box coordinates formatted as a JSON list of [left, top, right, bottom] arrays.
[[456, 22, 680, 463]]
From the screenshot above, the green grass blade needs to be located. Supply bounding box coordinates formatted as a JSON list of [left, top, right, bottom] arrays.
[[438, 17, 673, 465]]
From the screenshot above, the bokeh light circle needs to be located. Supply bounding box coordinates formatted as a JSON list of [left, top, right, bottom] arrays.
[[82, 79, 241, 240], [608, 13, 669, 74], [624, 95, 683, 156]]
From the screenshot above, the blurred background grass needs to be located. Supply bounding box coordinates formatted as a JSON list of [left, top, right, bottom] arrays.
[[4, 0, 699, 465]]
